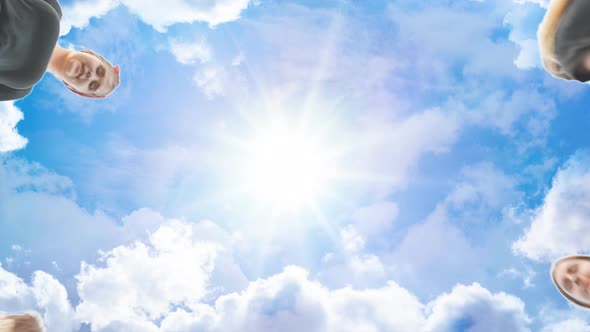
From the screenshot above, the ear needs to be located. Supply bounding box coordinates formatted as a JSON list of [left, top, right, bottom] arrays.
[[543, 57, 561, 72], [543, 57, 574, 80]]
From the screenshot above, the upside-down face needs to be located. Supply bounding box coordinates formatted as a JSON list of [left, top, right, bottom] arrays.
[[553, 256, 590, 307], [61, 50, 118, 98]]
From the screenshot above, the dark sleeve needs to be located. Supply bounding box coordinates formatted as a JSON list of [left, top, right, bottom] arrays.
[[0, 0, 61, 100], [41, 0, 62, 19], [554, 0, 590, 81], [0, 85, 31, 101]]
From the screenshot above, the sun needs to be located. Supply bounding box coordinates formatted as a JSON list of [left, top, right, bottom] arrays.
[[241, 126, 333, 212]]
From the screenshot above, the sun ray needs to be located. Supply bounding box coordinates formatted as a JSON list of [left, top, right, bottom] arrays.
[[300, 10, 346, 130], [182, 7, 391, 277]]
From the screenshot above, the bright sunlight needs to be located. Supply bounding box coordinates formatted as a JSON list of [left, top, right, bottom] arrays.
[[242, 127, 333, 212]]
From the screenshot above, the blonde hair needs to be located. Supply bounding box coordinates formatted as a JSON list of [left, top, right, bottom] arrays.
[[0, 314, 43, 332], [551, 255, 590, 309], [538, 0, 574, 80]]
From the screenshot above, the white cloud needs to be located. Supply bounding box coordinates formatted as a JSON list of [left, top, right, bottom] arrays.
[[192, 266, 426, 332], [347, 254, 386, 281], [0, 157, 74, 198], [351, 201, 398, 237], [60, 0, 121, 36], [194, 66, 227, 98], [388, 3, 518, 78], [74, 216, 249, 330], [390, 206, 482, 295], [318, 224, 387, 289], [99, 319, 159, 332], [75, 220, 219, 329], [425, 283, 531, 332], [445, 162, 520, 213], [0, 102, 27, 153], [60, 0, 250, 36], [513, 38, 541, 69], [231, 52, 245, 66], [72, 140, 209, 216], [169, 38, 212, 64], [0, 264, 36, 312], [514, 151, 590, 261], [458, 89, 556, 147], [0, 214, 246, 331], [0, 267, 76, 331], [156, 267, 531, 332], [349, 108, 460, 198], [385, 1, 558, 144], [120, 0, 251, 32], [515, 0, 549, 8], [0, 215, 534, 332], [498, 266, 536, 289], [535, 305, 590, 332], [31, 272, 77, 331], [390, 162, 523, 296], [0, 157, 166, 279], [541, 318, 590, 332], [503, 2, 545, 69], [340, 225, 365, 254]]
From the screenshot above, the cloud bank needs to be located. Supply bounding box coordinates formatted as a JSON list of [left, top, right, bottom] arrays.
[[60, 0, 251, 35], [0, 214, 533, 331], [0, 103, 27, 153], [514, 151, 590, 261]]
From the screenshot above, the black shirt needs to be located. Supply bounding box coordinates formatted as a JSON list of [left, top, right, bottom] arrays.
[[555, 0, 590, 82], [0, 0, 61, 101]]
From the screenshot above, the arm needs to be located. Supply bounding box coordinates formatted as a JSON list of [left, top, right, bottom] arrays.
[[538, 0, 574, 79]]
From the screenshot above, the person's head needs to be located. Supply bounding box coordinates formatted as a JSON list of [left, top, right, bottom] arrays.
[[551, 255, 590, 308], [537, 0, 575, 81], [60, 49, 120, 98], [542, 56, 575, 81], [0, 313, 43, 332]]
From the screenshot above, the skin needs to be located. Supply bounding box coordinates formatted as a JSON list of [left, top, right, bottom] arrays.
[[553, 256, 590, 306], [46, 45, 118, 98], [0, 314, 42, 332]]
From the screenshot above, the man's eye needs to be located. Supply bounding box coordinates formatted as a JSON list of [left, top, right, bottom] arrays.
[[89, 82, 97, 90], [564, 279, 573, 291]]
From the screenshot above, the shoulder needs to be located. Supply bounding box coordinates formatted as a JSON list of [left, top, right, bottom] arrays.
[[0, 0, 61, 90], [41, 0, 62, 20], [0, 84, 32, 101]]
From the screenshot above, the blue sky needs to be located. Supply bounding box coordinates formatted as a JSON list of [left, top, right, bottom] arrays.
[[2, 0, 590, 330]]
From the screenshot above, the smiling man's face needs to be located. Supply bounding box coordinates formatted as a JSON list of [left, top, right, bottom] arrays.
[[61, 50, 118, 98], [553, 256, 590, 306]]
